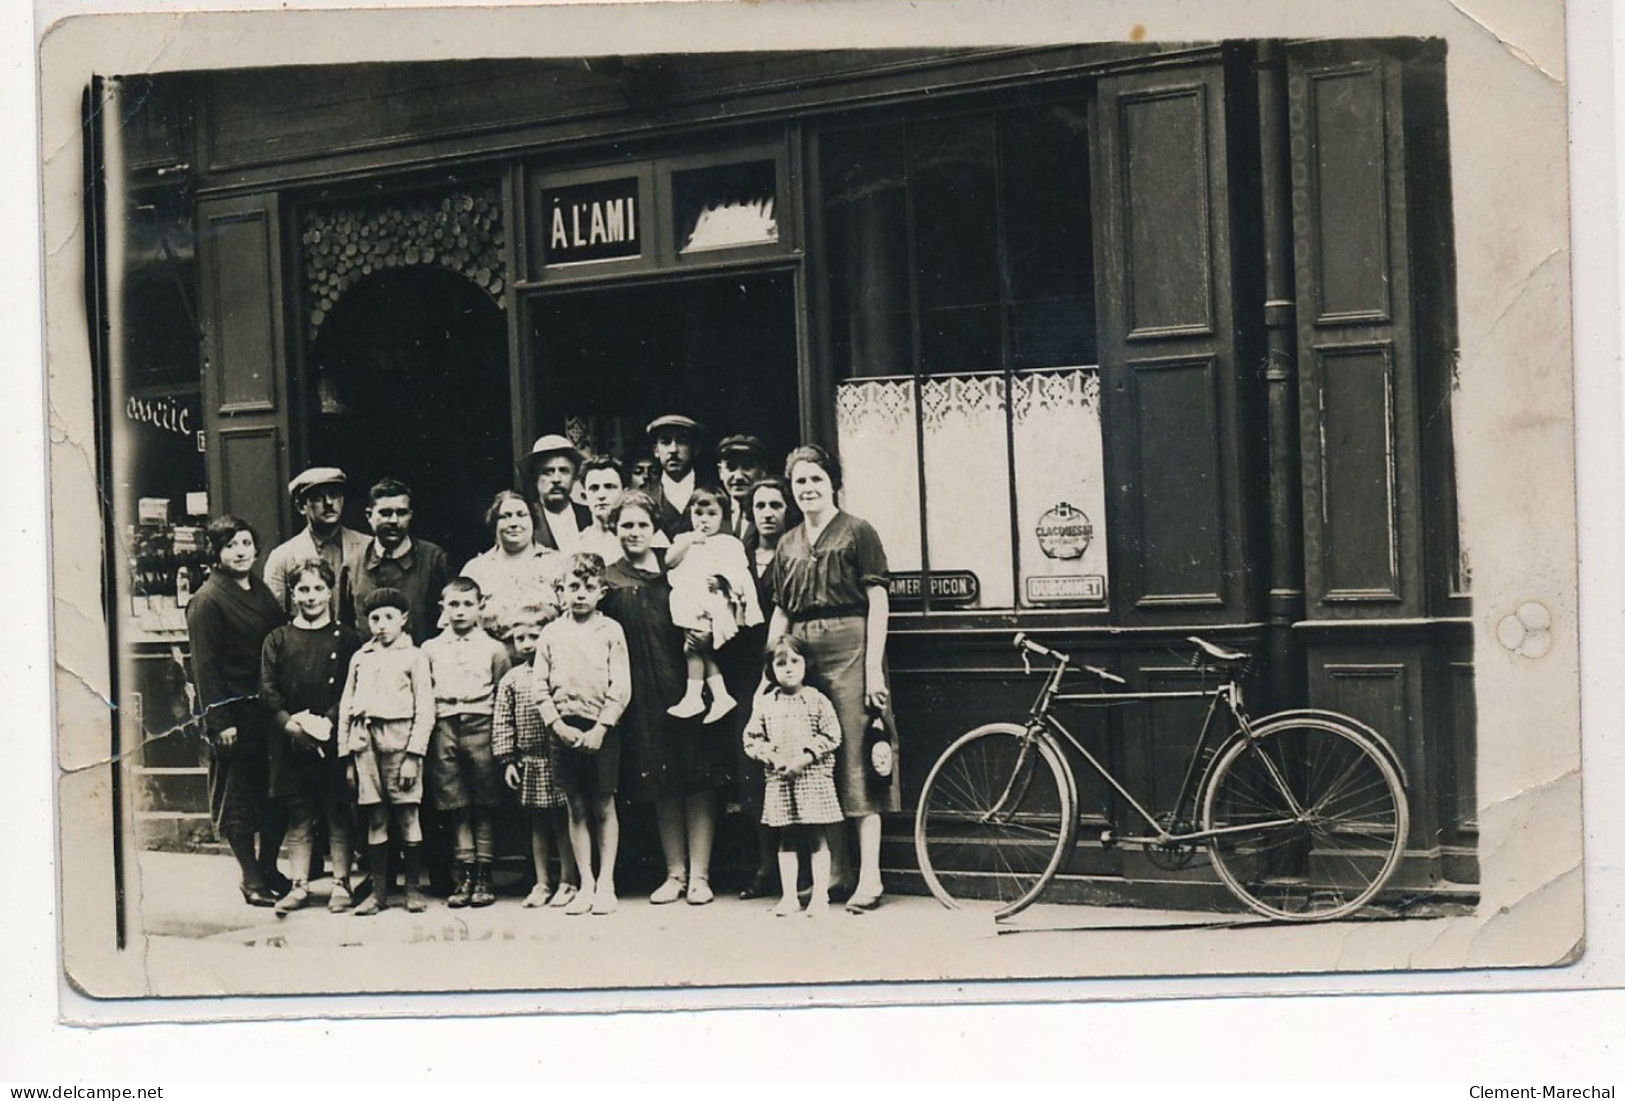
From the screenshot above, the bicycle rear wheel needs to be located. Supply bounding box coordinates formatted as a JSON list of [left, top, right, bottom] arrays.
[[914, 723, 1076, 920], [1201, 716, 1408, 921]]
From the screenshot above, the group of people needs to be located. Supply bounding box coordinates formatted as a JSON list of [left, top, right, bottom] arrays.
[[184, 414, 902, 922]]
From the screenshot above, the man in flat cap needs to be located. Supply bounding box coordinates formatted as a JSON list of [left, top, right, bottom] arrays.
[[523, 434, 594, 553], [646, 414, 703, 540], [262, 466, 371, 619], [716, 434, 771, 542]]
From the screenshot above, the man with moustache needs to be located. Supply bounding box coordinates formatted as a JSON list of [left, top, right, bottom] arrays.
[[261, 466, 370, 619], [715, 435, 770, 542], [523, 434, 594, 553], [350, 477, 453, 646], [645, 414, 704, 540]]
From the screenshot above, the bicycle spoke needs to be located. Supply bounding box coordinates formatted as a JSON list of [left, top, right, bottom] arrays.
[[916, 725, 1074, 918], [1203, 720, 1406, 922]]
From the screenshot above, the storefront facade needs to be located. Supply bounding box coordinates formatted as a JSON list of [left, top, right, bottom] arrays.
[[115, 41, 1476, 910]]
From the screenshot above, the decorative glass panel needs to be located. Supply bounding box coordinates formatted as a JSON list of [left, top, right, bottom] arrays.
[[673, 160, 779, 254]]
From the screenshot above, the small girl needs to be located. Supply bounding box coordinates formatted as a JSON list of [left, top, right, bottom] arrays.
[[493, 604, 581, 909], [259, 558, 364, 914], [665, 485, 763, 724], [741, 635, 843, 917]]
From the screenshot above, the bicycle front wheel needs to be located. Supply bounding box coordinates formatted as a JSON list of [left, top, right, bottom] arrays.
[[914, 723, 1076, 920], [1201, 716, 1408, 922]]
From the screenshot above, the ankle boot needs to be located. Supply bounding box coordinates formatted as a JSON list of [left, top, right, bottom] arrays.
[[470, 861, 495, 908], [447, 862, 473, 908], [353, 844, 390, 916], [403, 845, 428, 913]]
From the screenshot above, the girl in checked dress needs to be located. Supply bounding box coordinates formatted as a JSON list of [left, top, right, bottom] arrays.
[[493, 604, 580, 909], [741, 635, 843, 917]]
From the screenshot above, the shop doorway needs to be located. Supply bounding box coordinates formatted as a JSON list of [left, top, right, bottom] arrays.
[[305, 267, 510, 564], [529, 271, 801, 475]]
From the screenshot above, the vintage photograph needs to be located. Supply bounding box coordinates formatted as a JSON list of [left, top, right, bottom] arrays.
[[43, 1, 1584, 1004]]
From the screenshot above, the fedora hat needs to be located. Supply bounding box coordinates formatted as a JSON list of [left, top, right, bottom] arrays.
[[521, 434, 586, 481]]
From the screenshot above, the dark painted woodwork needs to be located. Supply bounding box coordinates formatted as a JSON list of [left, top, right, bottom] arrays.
[[117, 73, 196, 178], [1316, 343, 1400, 600], [1300, 626, 1479, 887], [197, 194, 291, 547], [216, 427, 283, 557], [1307, 68, 1392, 323], [1289, 49, 1427, 620], [1129, 356, 1224, 604], [1254, 44, 1308, 712], [193, 46, 1190, 194], [1094, 59, 1256, 624], [1401, 50, 1468, 613], [1121, 90, 1214, 337]]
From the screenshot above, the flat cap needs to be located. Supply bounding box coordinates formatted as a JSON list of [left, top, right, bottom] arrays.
[[716, 434, 768, 462], [288, 466, 346, 499], [646, 414, 702, 437], [360, 586, 410, 616]]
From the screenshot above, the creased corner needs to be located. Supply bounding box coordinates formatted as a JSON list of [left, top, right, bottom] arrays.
[[1446, 0, 1563, 84]]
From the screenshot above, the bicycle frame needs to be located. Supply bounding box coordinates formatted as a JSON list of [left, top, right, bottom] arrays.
[[1020, 648, 1303, 850]]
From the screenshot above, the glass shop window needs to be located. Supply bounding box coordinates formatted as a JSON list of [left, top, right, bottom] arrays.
[[824, 102, 1109, 614], [672, 160, 779, 254]]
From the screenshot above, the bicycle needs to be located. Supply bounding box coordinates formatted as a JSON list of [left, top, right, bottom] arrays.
[[913, 633, 1410, 922]]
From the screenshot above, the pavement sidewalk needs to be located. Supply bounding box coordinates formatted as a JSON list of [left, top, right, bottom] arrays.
[[120, 849, 1473, 1000]]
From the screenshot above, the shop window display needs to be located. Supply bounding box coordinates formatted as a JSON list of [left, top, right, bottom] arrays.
[[823, 102, 1107, 612]]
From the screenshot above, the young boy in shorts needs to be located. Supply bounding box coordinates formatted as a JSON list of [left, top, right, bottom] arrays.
[[421, 577, 512, 908], [532, 553, 631, 915], [339, 586, 436, 915]]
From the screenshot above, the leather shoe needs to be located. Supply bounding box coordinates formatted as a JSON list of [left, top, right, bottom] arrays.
[[738, 873, 775, 901], [239, 884, 278, 907], [845, 889, 884, 913], [827, 877, 858, 904]]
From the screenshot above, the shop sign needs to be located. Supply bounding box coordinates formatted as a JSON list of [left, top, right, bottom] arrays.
[[543, 178, 640, 265], [1035, 502, 1093, 560], [125, 393, 194, 438], [888, 570, 980, 608], [1026, 574, 1105, 603]]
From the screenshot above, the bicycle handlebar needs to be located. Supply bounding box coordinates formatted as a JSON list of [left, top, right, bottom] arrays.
[[1012, 633, 1127, 685]]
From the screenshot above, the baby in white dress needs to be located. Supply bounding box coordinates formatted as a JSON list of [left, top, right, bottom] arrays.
[[665, 485, 763, 723]]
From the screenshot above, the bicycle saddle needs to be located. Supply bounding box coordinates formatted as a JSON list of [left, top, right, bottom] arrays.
[[1188, 635, 1250, 667]]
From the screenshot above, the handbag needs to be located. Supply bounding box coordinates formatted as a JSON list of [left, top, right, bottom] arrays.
[[863, 707, 895, 783]]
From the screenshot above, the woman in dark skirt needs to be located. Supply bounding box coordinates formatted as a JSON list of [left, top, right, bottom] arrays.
[[600, 490, 729, 906], [186, 515, 289, 906], [766, 446, 901, 913], [728, 477, 801, 900]]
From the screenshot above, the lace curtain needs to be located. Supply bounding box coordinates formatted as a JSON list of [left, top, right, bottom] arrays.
[[836, 367, 1109, 610]]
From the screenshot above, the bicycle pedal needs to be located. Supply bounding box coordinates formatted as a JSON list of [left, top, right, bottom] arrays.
[[1099, 828, 1117, 850]]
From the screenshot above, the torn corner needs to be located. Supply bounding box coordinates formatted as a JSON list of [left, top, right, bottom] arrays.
[[1446, 0, 1563, 85]]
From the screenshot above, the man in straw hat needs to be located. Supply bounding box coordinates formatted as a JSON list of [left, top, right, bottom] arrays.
[[523, 434, 593, 553], [262, 466, 371, 619]]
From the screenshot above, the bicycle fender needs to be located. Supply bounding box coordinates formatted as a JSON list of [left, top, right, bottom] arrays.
[[1235, 708, 1410, 789]]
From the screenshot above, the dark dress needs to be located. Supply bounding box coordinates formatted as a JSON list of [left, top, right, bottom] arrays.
[[186, 571, 288, 836], [724, 533, 777, 820], [260, 621, 364, 807], [766, 511, 902, 817], [601, 554, 729, 803]]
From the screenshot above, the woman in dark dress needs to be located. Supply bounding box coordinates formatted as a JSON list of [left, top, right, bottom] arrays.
[[730, 477, 801, 900], [600, 490, 729, 906], [186, 516, 290, 906], [766, 446, 901, 912]]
